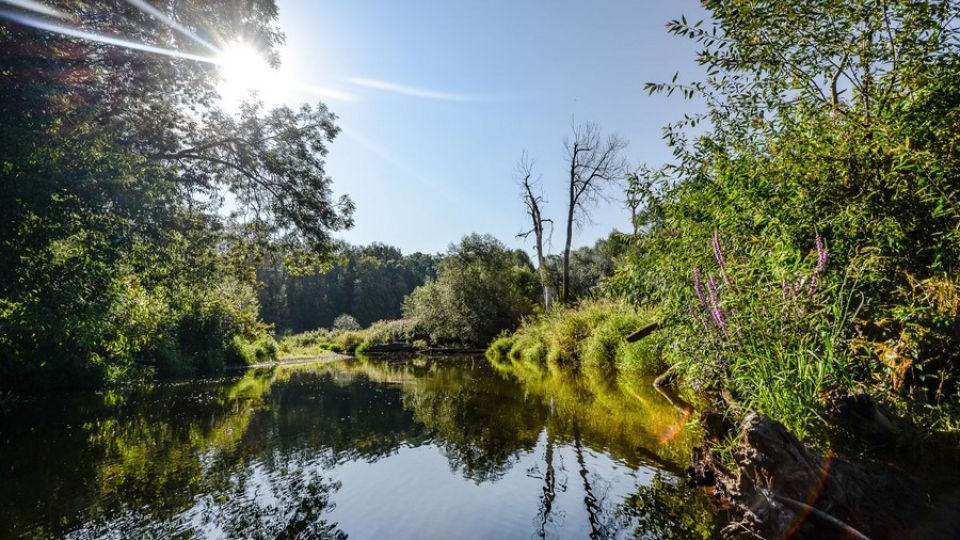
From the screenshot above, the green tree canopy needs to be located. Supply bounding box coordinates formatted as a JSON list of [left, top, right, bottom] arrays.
[[404, 234, 538, 347], [0, 0, 352, 388]]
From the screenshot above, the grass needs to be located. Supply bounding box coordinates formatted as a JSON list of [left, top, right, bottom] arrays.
[[278, 318, 427, 358], [486, 300, 667, 376]]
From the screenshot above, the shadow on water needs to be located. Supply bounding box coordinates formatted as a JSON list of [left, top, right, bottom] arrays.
[[0, 355, 723, 539]]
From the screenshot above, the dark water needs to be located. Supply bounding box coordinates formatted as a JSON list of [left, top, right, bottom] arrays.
[[0, 356, 721, 539]]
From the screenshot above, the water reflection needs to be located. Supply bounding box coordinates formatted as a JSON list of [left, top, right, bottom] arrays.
[[0, 356, 721, 539]]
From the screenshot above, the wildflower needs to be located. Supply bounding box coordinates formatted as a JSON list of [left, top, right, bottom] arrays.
[[815, 235, 828, 274], [707, 274, 726, 330], [809, 235, 828, 296], [712, 230, 731, 284], [693, 268, 708, 311]]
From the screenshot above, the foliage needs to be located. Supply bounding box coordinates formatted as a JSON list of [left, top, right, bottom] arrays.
[[332, 314, 361, 332], [403, 234, 539, 347], [0, 0, 350, 389], [607, 0, 960, 436], [487, 300, 665, 376], [257, 243, 437, 333]]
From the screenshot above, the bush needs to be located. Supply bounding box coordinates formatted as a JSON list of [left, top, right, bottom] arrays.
[[355, 319, 427, 353], [403, 234, 538, 347], [332, 313, 361, 331], [486, 300, 663, 375]]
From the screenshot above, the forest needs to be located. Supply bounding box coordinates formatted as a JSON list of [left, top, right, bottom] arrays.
[[2, 0, 960, 538]]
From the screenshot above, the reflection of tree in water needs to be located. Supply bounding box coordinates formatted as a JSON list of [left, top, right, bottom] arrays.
[[200, 462, 346, 539], [3, 355, 721, 538], [71, 458, 346, 539], [528, 431, 567, 539], [615, 472, 721, 540], [351, 356, 550, 482]]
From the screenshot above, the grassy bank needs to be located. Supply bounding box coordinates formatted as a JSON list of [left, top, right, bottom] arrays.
[[278, 319, 428, 358], [485, 300, 667, 376]]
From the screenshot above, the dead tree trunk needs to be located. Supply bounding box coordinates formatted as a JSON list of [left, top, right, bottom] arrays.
[[561, 122, 628, 303]]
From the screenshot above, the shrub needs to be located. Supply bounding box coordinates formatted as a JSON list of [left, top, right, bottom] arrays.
[[332, 314, 361, 331]]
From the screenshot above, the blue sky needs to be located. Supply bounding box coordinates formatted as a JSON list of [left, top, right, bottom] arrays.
[[272, 0, 709, 255]]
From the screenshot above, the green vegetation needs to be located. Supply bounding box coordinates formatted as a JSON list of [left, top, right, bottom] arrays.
[[257, 243, 437, 333], [487, 301, 666, 376], [497, 0, 960, 444], [402, 234, 540, 347], [0, 1, 347, 390], [278, 319, 427, 357]]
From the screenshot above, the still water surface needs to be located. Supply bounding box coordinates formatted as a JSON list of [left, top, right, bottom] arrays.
[[0, 356, 721, 539]]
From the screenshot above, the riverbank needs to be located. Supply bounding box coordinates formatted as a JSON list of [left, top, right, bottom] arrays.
[[487, 300, 960, 539]]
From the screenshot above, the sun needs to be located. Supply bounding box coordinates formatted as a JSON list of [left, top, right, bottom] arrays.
[[216, 41, 283, 108]]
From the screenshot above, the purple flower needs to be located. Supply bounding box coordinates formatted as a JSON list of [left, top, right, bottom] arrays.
[[815, 235, 828, 274], [707, 274, 720, 307], [693, 268, 708, 311], [782, 279, 792, 300], [713, 231, 731, 284], [809, 235, 828, 296], [706, 274, 726, 330], [808, 273, 819, 297]]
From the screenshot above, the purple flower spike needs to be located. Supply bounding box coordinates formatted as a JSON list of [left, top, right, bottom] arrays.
[[815, 235, 828, 274], [808, 273, 819, 297], [694, 268, 708, 311], [706, 274, 726, 330], [782, 279, 792, 300], [712, 231, 731, 284], [707, 274, 720, 308]]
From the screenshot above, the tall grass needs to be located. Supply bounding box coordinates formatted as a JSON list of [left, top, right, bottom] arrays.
[[486, 301, 666, 375], [278, 318, 428, 358]]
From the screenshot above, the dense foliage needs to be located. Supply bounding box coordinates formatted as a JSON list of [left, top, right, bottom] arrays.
[[606, 0, 960, 437], [0, 1, 351, 389], [403, 234, 539, 347], [257, 243, 437, 333]]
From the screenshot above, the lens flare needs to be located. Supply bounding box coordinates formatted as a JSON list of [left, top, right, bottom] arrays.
[[0, 0, 66, 19], [0, 8, 216, 63], [122, 0, 219, 53]]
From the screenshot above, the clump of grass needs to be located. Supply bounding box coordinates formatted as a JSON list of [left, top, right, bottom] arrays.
[[354, 319, 427, 354], [280, 318, 430, 358], [225, 335, 279, 366], [486, 300, 664, 374]]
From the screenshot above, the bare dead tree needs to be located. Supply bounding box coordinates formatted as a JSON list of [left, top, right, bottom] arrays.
[[561, 122, 628, 303], [516, 151, 554, 310]]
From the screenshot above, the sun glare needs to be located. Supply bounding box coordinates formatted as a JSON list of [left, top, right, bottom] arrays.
[[216, 41, 283, 109]]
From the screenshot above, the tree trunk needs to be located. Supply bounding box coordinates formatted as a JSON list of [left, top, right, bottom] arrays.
[[562, 184, 575, 304]]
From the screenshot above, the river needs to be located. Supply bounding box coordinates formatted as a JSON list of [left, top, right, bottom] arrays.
[[0, 355, 723, 539]]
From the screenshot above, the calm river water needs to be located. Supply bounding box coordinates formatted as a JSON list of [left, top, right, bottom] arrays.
[[0, 355, 722, 539]]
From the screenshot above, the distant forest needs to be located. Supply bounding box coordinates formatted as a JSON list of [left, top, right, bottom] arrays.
[[258, 235, 629, 335]]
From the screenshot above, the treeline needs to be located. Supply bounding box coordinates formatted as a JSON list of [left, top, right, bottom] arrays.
[[257, 243, 438, 333], [268, 234, 625, 348]]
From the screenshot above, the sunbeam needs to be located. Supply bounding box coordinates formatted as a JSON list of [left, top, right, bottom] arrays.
[[0, 0, 66, 19], [296, 83, 359, 103], [343, 77, 501, 102], [122, 0, 219, 53], [0, 8, 216, 63]]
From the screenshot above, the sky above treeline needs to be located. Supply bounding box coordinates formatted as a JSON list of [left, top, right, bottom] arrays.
[[270, 0, 709, 255]]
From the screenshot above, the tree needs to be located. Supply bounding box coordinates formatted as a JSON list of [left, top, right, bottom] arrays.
[[516, 151, 555, 310], [0, 0, 352, 388], [403, 234, 538, 346], [561, 122, 628, 303], [607, 0, 960, 433], [255, 243, 437, 332]]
